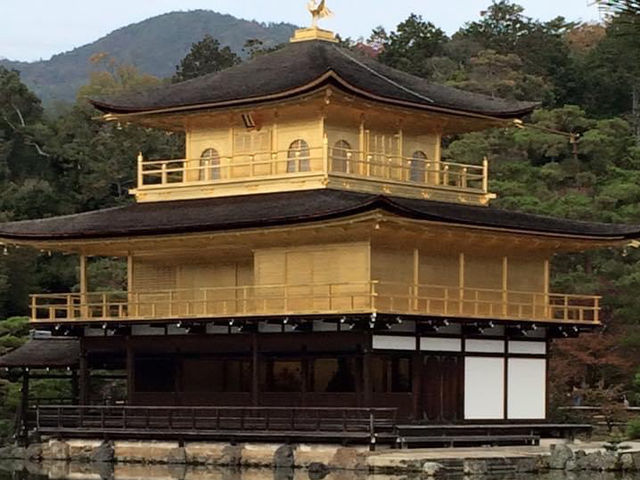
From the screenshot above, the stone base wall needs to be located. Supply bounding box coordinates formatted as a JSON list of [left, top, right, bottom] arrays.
[[2, 439, 640, 478]]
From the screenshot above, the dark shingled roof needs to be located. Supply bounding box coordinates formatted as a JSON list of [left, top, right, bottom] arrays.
[[0, 338, 79, 368], [0, 190, 638, 241], [91, 40, 536, 118]]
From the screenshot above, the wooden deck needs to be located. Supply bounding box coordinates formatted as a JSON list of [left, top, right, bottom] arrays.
[[136, 148, 488, 196], [26, 405, 592, 449], [29, 282, 600, 325], [28, 405, 398, 446]]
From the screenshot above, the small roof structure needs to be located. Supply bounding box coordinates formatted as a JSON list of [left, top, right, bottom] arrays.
[[0, 190, 637, 242], [90, 40, 537, 119], [0, 338, 80, 369]]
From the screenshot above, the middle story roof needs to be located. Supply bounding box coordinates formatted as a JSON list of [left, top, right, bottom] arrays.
[[0, 190, 637, 245]]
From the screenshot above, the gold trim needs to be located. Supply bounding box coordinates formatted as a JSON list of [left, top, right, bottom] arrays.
[[290, 27, 337, 43]]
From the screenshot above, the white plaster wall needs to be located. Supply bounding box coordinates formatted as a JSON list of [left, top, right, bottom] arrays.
[[508, 340, 546, 355], [465, 339, 505, 353], [507, 358, 546, 419], [372, 335, 415, 351], [420, 337, 462, 352], [464, 357, 505, 420]]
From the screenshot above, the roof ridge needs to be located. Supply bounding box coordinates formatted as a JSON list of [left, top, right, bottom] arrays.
[[330, 45, 435, 104]]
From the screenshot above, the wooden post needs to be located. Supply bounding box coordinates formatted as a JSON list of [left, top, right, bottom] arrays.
[[362, 332, 372, 408], [252, 333, 259, 407], [482, 157, 489, 193], [80, 254, 88, 319], [79, 347, 89, 405], [20, 368, 29, 439], [413, 248, 419, 311], [434, 133, 442, 185], [322, 132, 329, 175], [458, 253, 465, 315], [544, 259, 550, 319], [30, 295, 37, 322], [71, 370, 79, 404], [359, 115, 366, 176], [412, 349, 422, 421], [502, 256, 508, 318], [127, 254, 134, 319], [397, 124, 404, 181], [126, 339, 134, 405], [137, 152, 144, 188]]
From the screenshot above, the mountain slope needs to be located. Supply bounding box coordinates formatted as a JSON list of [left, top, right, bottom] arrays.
[[1, 10, 297, 106]]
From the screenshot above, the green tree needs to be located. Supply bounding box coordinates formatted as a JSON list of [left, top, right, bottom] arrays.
[[173, 34, 239, 82], [457, 1, 578, 105], [375, 14, 449, 78]]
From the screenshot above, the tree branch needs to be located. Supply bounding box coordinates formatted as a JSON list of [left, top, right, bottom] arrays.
[[10, 104, 26, 127]]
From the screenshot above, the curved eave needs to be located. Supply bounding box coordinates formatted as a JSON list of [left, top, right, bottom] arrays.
[[0, 195, 637, 246], [91, 71, 537, 122]]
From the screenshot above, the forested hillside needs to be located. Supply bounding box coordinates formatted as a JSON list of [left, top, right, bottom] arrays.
[[0, 10, 296, 105], [1, 0, 640, 429]]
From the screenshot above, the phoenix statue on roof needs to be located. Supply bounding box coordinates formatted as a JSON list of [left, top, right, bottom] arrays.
[[307, 0, 333, 28]]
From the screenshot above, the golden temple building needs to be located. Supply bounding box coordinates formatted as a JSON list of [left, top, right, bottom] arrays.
[[0, 12, 637, 446]]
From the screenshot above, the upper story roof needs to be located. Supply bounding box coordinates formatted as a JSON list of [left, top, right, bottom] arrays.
[[0, 189, 637, 243], [91, 39, 537, 119]]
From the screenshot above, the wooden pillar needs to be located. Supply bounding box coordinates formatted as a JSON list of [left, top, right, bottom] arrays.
[[544, 259, 551, 319], [434, 132, 442, 185], [79, 254, 88, 318], [251, 333, 259, 407], [502, 256, 508, 317], [412, 348, 422, 421], [301, 356, 309, 407], [71, 369, 79, 404], [412, 248, 419, 311], [127, 255, 134, 292], [127, 254, 136, 319], [397, 124, 404, 180], [458, 253, 465, 315], [359, 115, 366, 176], [362, 332, 372, 407], [20, 368, 29, 437], [126, 338, 134, 405], [79, 348, 89, 405]]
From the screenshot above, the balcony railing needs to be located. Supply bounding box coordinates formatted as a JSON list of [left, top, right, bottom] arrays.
[[136, 147, 489, 193], [30, 282, 600, 324]]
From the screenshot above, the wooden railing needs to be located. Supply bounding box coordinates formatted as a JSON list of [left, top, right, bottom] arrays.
[[137, 147, 488, 193], [30, 282, 600, 324], [28, 405, 397, 445]]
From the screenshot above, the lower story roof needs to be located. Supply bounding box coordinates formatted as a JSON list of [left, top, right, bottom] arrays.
[[0, 338, 79, 368], [0, 189, 637, 242]]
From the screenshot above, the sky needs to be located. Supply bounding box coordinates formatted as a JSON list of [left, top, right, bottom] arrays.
[[1, 0, 603, 62]]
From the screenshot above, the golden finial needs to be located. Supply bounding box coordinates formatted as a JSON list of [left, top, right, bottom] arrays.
[[307, 0, 333, 28], [291, 0, 337, 43]]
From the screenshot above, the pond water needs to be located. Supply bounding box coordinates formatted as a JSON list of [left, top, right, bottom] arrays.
[[0, 462, 636, 480]]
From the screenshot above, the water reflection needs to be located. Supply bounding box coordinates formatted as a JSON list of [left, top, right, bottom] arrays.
[[0, 461, 637, 480]]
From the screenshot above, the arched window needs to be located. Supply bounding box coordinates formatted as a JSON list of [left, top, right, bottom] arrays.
[[199, 148, 220, 181], [287, 139, 310, 173], [332, 140, 352, 173], [410, 151, 428, 183]]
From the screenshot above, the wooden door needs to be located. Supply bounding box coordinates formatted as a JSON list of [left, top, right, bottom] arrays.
[[421, 355, 463, 422]]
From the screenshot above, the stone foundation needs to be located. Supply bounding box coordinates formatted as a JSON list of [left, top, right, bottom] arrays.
[[2, 439, 640, 477]]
